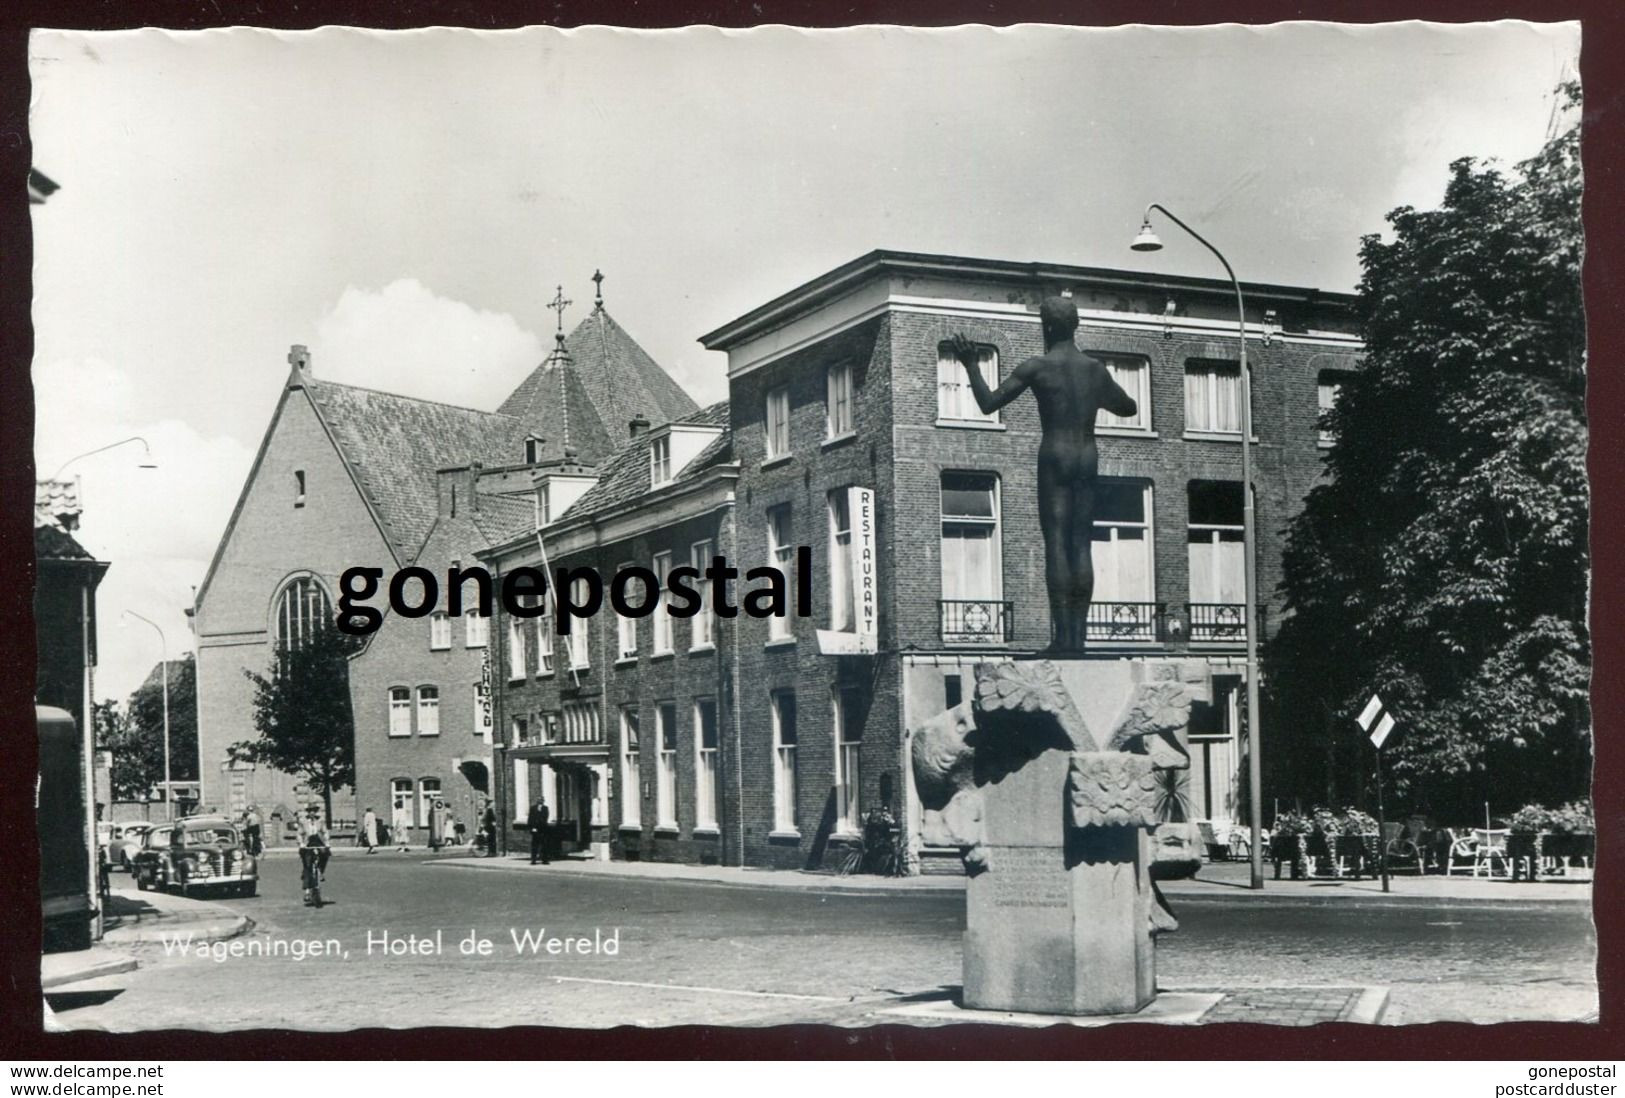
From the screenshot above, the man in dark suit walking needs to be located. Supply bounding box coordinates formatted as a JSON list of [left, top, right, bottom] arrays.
[[528, 797, 551, 865]]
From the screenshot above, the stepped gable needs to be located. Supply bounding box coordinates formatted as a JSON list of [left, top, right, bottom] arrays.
[[304, 378, 519, 561], [561, 400, 730, 521]]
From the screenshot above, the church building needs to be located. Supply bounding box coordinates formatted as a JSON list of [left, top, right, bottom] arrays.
[[189, 282, 698, 831]]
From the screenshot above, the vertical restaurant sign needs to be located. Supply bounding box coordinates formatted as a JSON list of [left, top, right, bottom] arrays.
[[817, 485, 878, 655], [477, 649, 493, 745]]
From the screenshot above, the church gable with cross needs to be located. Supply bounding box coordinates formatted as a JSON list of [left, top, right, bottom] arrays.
[[189, 280, 698, 824]]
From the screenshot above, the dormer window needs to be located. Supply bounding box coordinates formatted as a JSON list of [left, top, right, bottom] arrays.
[[650, 435, 673, 487], [525, 437, 542, 464], [536, 483, 551, 526]]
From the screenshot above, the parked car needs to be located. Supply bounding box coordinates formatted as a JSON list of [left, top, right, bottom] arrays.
[[105, 821, 156, 871], [132, 816, 258, 898]]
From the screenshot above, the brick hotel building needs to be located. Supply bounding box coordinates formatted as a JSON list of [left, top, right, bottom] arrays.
[[482, 251, 1363, 871]]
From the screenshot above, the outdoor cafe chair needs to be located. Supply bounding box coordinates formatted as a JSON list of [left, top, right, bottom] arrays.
[[1445, 828, 1479, 875], [1382, 822, 1422, 874], [1472, 828, 1512, 878]]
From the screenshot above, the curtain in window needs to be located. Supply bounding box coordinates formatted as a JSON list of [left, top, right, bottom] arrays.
[[1186, 364, 1242, 432]]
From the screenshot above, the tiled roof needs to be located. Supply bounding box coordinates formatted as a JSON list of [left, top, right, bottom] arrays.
[[496, 347, 616, 465], [562, 400, 731, 521], [470, 492, 540, 548], [35, 523, 97, 561], [35, 479, 81, 530], [303, 379, 520, 560], [502, 308, 697, 444]]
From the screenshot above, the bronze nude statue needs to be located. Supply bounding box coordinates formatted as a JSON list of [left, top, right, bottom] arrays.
[[949, 296, 1137, 655]]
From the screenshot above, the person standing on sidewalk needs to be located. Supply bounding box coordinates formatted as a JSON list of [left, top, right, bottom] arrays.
[[360, 807, 379, 853], [528, 798, 551, 865], [392, 802, 412, 852], [482, 799, 499, 858]]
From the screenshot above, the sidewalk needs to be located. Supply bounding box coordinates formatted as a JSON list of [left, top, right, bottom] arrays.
[[41, 948, 139, 991], [433, 852, 1591, 904], [99, 886, 252, 946]]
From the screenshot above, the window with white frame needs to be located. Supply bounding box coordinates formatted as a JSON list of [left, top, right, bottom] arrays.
[[507, 617, 526, 680], [416, 685, 440, 736], [1090, 481, 1155, 607], [691, 539, 715, 649], [511, 714, 529, 748], [940, 473, 1002, 603], [429, 612, 451, 650], [656, 703, 678, 827], [620, 707, 641, 827], [652, 552, 674, 653], [537, 606, 554, 675], [536, 483, 551, 526], [417, 778, 441, 827], [567, 578, 591, 669], [1317, 373, 1347, 445], [561, 701, 601, 744], [833, 687, 862, 833], [695, 698, 719, 828], [766, 504, 794, 641], [1187, 481, 1246, 605], [388, 687, 412, 737], [273, 574, 331, 650], [511, 758, 529, 821], [937, 341, 1000, 424], [771, 690, 798, 831], [826, 361, 854, 438], [464, 610, 488, 648], [764, 385, 791, 460], [828, 488, 854, 631], [650, 435, 673, 487], [1092, 352, 1152, 431], [1185, 360, 1244, 434], [617, 562, 639, 659]]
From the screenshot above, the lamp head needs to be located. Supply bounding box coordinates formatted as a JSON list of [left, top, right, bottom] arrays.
[[1131, 222, 1163, 252]]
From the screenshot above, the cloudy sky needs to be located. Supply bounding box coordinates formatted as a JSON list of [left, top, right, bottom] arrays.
[[28, 21, 1579, 703]]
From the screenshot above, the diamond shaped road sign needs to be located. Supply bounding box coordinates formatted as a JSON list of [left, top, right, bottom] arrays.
[[1357, 694, 1397, 749]]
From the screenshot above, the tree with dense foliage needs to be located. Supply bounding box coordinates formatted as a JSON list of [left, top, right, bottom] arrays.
[[238, 626, 361, 826], [1266, 85, 1587, 820], [95, 656, 200, 803]]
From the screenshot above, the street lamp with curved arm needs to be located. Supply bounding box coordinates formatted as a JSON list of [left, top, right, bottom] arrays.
[[123, 610, 172, 820], [1131, 203, 1264, 891], [51, 436, 158, 480]]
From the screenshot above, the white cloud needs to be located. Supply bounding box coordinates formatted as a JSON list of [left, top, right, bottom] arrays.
[[35, 357, 254, 704], [310, 279, 545, 409]]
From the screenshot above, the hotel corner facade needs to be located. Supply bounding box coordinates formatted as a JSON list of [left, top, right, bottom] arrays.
[[483, 250, 1364, 872]]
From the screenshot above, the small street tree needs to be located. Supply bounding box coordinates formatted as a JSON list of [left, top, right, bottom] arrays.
[[95, 701, 153, 803], [238, 625, 361, 826], [1266, 84, 1587, 819]]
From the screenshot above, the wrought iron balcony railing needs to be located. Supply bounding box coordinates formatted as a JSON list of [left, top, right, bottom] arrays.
[[1087, 601, 1164, 643], [1185, 602, 1266, 643], [939, 599, 1013, 645]]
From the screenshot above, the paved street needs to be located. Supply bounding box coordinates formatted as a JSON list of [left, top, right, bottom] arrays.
[[49, 853, 1596, 1030]]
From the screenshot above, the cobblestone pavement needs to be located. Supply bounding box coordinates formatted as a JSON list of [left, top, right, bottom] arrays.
[[47, 852, 1594, 1031]]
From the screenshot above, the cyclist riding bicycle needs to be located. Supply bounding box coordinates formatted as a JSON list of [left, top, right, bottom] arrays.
[[297, 804, 331, 906]]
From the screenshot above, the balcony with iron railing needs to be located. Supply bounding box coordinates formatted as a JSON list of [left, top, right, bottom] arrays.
[[939, 599, 1014, 646], [1185, 602, 1266, 644], [1086, 601, 1165, 644]]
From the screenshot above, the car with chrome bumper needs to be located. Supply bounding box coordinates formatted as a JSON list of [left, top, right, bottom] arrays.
[[132, 817, 258, 898]]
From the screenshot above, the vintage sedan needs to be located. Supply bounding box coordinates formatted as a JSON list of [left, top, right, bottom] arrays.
[[106, 821, 156, 871], [132, 817, 258, 898]]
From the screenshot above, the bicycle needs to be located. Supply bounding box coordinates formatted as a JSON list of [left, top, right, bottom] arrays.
[[299, 845, 330, 907]]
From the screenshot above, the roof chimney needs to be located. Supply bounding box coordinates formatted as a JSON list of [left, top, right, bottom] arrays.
[[628, 414, 651, 438], [287, 344, 312, 387]]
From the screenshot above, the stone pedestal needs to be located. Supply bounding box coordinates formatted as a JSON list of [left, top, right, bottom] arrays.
[[963, 747, 1156, 1015], [911, 657, 1205, 1018]]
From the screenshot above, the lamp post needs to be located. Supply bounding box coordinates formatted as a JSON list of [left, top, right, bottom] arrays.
[[1131, 204, 1265, 890], [50, 435, 158, 480], [124, 611, 172, 821]]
